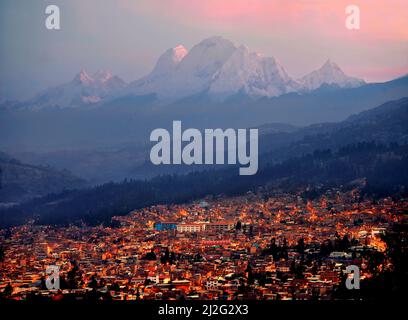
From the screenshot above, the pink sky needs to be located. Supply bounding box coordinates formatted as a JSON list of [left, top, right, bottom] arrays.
[[130, 0, 408, 40], [120, 0, 408, 82], [2, 0, 407, 99]]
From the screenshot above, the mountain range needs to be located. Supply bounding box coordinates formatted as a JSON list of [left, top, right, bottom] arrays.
[[26, 70, 127, 110], [1, 36, 407, 187], [9, 36, 366, 109], [128, 36, 307, 100], [1, 74, 407, 183]]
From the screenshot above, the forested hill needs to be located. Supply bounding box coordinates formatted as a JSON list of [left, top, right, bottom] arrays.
[[1, 98, 407, 227], [1, 141, 406, 227], [0, 152, 86, 203]]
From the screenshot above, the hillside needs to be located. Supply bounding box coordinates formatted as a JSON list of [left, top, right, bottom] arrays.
[[1, 76, 407, 156], [0, 152, 86, 204], [130, 97, 408, 177], [259, 97, 408, 163], [1, 98, 407, 227]]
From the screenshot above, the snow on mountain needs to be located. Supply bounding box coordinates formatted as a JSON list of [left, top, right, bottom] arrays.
[[298, 60, 365, 91], [173, 36, 237, 95], [150, 45, 188, 78], [128, 45, 188, 96], [22, 37, 368, 108], [129, 36, 237, 99], [210, 45, 300, 97], [28, 70, 127, 109], [131, 37, 368, 100], [130, 36, 303, 99]]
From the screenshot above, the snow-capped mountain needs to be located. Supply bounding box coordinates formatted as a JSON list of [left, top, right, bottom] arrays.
[[298, 60, 365, 91], [129, 36, 237, 99], [28, 70, 126, 109], [22, 36, 367, 109], [209, 45, 300, 97], [130, 36, 300, 99], [150, 45, 188, 78], [173, 36, 237, 96], [129, 37, 365, 100], [128, 45, 188, 97]]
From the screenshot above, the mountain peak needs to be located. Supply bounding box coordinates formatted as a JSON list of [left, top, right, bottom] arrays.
[[129, 36, 238, 99], [179, 36, 236, 69], [148, 45, 188, 79], [28, 70, 126, 109], [74, 70, 93, 85], [299, 60, 365, 91], [129, 37, 366, 100], [171, 45, 188, 63], [72, 70, 125, 87], [198, 36, 234, 47], [320, 59, 342, 72], [93, 70, 113, 82], [323, 58, 334, 65], [163, 45, 188, 65], [210, 45, 299, 98]]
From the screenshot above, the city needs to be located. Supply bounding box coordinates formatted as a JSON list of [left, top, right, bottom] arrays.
[[0, 188, 405, 301]]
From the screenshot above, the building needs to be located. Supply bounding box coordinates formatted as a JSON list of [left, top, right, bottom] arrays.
[[205, 222, 234, 232], [154, 222, 177, 231], [176, 223, 205, 232]]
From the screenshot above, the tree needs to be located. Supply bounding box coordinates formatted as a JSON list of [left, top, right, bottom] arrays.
[[0, 246, 4, 262], [334, 270, 352, 299], [3, 283, 13, 296], [143, 249, 157, 261], [246, 264, 254, 285], [40, 276, 47, 290], [67, 261, 80, 289], [264, 238, 279, 261], [160, 247, 170, 264], [235, 221, 242, 230], [4, 229, 12, 239], [320, 239, 333, 257], [169, 251, 176, 264], [291, 260, 305, 279], [296, 238, 305, 255], [279, 238, 289, 260], [88, 275, 99, 290], [194, 252, 203, 262]]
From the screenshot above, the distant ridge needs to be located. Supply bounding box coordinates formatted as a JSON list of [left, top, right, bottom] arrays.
[[16, 36, 369, 109]]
